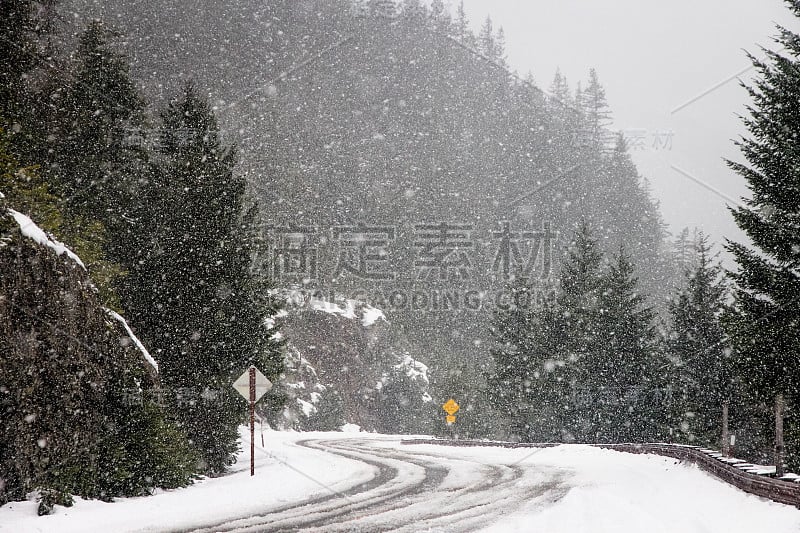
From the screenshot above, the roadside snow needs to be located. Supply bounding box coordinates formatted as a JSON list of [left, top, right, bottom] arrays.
[[0, 429, 374, 533], [2, 435, 799, 533], [474, 444, 800, 533]]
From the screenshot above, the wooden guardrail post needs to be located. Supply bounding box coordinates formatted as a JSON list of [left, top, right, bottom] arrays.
[[722, 401, 730, 457], [776, 393, 785, 477]]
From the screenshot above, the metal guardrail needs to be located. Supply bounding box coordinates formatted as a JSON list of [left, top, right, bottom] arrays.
[[401, 438, 800, 508]]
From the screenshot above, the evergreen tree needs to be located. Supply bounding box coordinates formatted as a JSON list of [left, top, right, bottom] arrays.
[[589, 247, 662, 443], [594, 135, 670, 305], [725, 0, 800, 470], [478, 16, 496, 59], [369, 0, 397, 18], [0, 131, 194, 509], [55, 20, 146, 243], [0, 0, 57, 121], [429, 0, 451, 30], [400, 0, 426, 19], [556, 223, 605, 441], [578, 69, 613, 151], [558, 224, 604, 362], [667, 235, 729, 446], [495, 27, 507, 65], [487, 225, 604, 442], [455, 1, 469, 41], [549, 69, 572, 106], [515, 298, 570, 442], [673, 227, 698, 274], [124, 84, 284, 474], [486, 279, 538, 439], [39, 20, 147, 306]]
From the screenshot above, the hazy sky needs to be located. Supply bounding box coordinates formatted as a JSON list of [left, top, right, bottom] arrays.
[[459, 0, 797, 255]]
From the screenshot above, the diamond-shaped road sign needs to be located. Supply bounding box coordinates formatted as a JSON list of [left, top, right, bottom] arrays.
[[443, 398, 460, 416], [233, 366, 272, 402]]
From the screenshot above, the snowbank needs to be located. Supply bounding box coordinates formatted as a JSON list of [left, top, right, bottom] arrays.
[[0, 430, 374, 533], [474, 444, 800, 533]]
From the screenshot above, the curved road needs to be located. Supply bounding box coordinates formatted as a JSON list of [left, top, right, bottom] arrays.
[[185, 437, 569, 532]]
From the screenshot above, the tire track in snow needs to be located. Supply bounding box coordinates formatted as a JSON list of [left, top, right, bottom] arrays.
[[185, 437, 569, 533], [184, 438, 443, 533]]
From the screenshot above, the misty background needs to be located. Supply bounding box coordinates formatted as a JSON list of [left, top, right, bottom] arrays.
[[461, 0, 797, 258]]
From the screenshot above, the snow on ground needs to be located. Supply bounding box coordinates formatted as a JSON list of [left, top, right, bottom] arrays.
[[0, 429, 374, 533], [467, 444, 800, 533], [2, 433, 799, 533]]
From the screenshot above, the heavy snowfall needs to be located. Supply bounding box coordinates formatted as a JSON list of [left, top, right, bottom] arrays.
[[1, 0, 800, 531]]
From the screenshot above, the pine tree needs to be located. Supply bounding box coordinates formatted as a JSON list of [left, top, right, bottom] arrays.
[[590, 247, 662, 443], [400, 0, 426, 19], [369, 0, 397, 18], [430, 0, 450, 30], [725, 0, 800, 470], [487, 225, 605, 442], [455, 1, 469, 40], [495, 27, 507, 66], [478, 16, 496, 59], [593, 135, 670, 306], [0, 130, 194, 508], [558, 224, 604, 351], [0, 0, 57, 121], [549, 69, 572, 106], [667, 235, 729, 446], [55, 20, 146, 236], [124, 84, 284, 474], [673, 228, 698, 273], [578, 69, 613, 151], [41, 20, 147, 306], [486, 279, 538, 439], [515, 298, 571, 442], [556, 223, 605, 441]]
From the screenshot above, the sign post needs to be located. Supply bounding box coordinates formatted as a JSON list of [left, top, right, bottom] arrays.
[[233, 366, 272, 476], [249, 367, 255, 476]]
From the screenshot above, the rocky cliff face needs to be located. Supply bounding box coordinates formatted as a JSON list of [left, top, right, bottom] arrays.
[[270, 292, 436, 434]]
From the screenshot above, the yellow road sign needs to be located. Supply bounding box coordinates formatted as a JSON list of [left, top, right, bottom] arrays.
[[443, 399, 460, 415], [446, 415, 456, 424]]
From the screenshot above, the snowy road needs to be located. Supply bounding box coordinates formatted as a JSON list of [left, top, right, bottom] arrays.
[[188, 437, 568, 532], [184, 435, 800, 533], [4, 430, 800, 533]]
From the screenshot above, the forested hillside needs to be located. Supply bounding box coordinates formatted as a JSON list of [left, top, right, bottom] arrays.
[[4, 0, 798, 513], [58, 0, 677, 427]]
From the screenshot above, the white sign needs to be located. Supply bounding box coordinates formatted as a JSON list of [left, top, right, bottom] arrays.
[[233, 366, 273, 403]]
